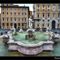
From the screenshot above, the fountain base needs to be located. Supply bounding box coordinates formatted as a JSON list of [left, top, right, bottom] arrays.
[[7, 41, 54, 55]]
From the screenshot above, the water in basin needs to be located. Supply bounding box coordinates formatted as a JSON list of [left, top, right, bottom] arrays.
[[13, 32, 49, 44]]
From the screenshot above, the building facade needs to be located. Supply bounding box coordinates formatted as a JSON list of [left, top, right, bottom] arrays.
[[29, 11, 32, 18], [33, 4, 60, 30], [0, 13, 1, 28], [1, 4, 29, 30]]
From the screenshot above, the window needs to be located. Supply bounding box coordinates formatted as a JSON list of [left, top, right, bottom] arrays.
[[22, 23, 24, 26], [43, 5, 44, 8], [18, 23, 20, 26], [3, 18, 4, 21], [37, 9, 39, 11], [48, 9, 50, 11], [7, 12, 8, 14], [2, 23, 4, 26], [37, 4, 39, 7], [48, 24, 49, 26], [37, 24, 39, 26], [22, 13, 23, 15], [25, 13, 26, 15], [7, 17, 8, 21], [42, 24, 44, 26], [43, 13, 44, 17], [14, 18, 16, 21], [47, 4, 50, 8], [25, 18, 26, 21], [48, 13, 50, 17], [10, 23, 13, 26], [37, 14, 39, 18], [2, 12, 4, 14], [18, 12, 20, 15], [7, 23, 9, 26], [48, 5, 50, 11], [48, 4, 49, 8]]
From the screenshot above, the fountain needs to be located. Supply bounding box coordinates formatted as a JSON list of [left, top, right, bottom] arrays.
[[6, 18, 54, 55], [26, 17, 35, 32], [25, 30, 36, 40]]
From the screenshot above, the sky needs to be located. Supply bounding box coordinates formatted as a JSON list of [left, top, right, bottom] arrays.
[[0, 4, 33, 13], [14, 4, 33, 11]]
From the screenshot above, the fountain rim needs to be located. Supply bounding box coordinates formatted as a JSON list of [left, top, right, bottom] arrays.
[[8, 40, 54, 47]]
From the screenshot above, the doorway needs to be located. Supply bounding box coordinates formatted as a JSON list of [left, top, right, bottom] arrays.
[[52, 20, 56, 29], [14, 23, 17, 29]]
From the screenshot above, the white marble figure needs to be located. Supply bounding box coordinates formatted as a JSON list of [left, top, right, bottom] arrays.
[[29, 17, 33, 29], [46, 27, 49, 33], [11, 25, 16, 34]]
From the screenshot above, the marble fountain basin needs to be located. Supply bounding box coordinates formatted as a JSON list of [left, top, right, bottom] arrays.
[[7, 32, 54, 55]]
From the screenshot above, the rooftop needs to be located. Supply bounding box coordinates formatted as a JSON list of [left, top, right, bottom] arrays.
[[0, 4, 29, 9]]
